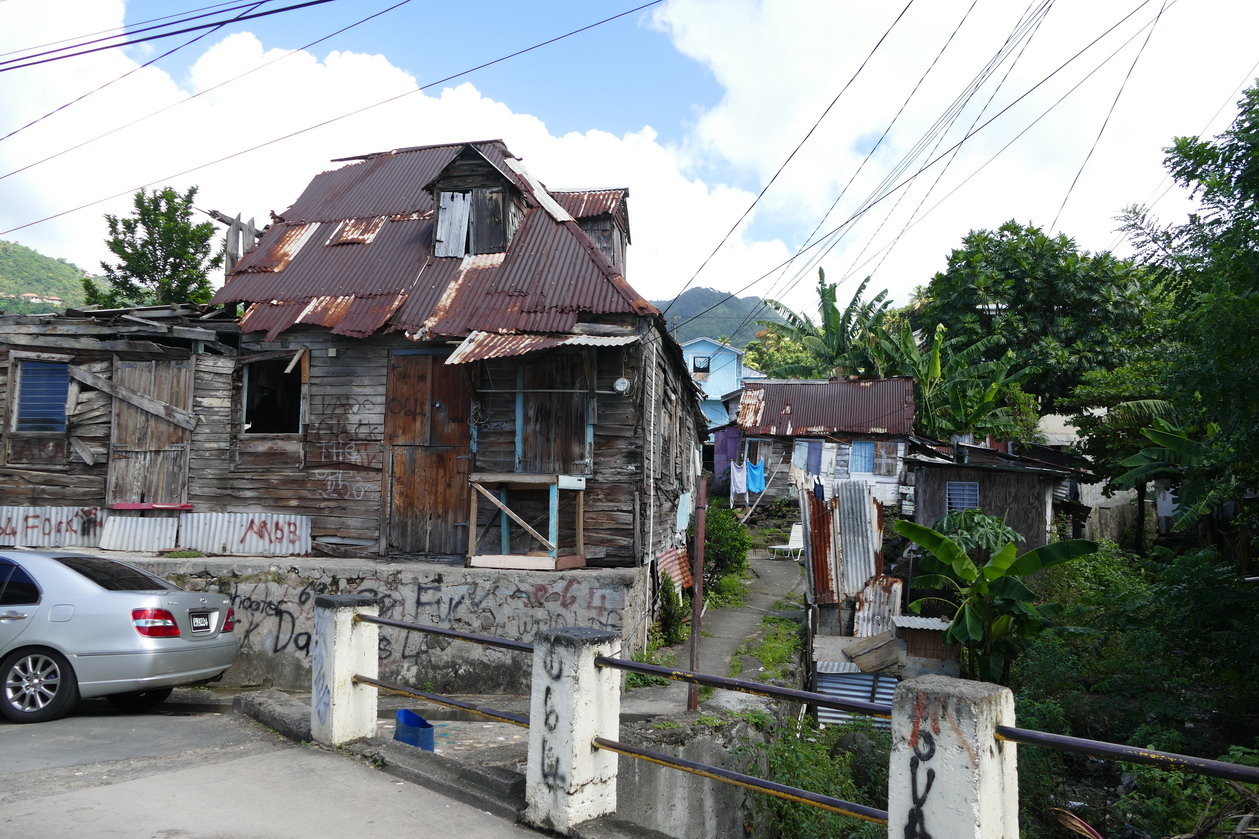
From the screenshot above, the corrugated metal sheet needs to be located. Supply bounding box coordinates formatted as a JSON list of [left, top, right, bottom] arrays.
[[446, 330, 639, 364], [815, 667, 896, 727], [835, 481, 881, 598], [656, 545, 694, 588], [853, 576, 902, 637], [214, 139, 655, 341], [0, 505, 106, 547], [552, 188, 630, 240], [98, 514, 179, 552], [178, 512, 311, 556], [892, 615, 952, 631], [736, 378, 915, 436], [806, 491, 838, 605]]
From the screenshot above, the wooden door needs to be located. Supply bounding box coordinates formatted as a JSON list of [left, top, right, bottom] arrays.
[[106, 359, 195, 505], [384, 352, 471, 555]]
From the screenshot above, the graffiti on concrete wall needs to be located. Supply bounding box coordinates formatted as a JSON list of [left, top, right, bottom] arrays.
[[210, 569, 633, 692]]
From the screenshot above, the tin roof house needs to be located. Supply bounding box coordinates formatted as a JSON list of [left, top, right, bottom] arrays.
[[0, 140, 707, 572]]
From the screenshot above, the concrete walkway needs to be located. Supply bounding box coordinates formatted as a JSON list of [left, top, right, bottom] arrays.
[[623, 551, 807, 714]]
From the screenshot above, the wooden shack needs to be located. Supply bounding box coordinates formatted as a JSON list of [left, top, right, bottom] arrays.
[[0, 141, 705, 572]]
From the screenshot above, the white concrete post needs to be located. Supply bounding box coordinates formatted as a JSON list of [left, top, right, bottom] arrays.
[[887, 675, 1019, 838], [524, 628, 621, 834], [310, 594, 379, 747]]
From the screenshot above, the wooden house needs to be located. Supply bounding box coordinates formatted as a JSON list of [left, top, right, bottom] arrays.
[[728, 378, 916, 511], [905, 441, 1090, 550], [0, 140, 706, 571]]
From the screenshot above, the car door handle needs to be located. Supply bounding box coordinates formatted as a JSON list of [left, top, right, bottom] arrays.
[[0, 611, 30, 621]]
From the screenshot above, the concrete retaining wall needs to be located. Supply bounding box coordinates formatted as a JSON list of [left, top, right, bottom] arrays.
[[135, 557, 649, 693]]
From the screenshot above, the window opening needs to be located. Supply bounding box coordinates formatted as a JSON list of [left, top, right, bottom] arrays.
[[14, 360, 69, 432], [692, 355, 710, 374], [243, 358, 302, 433], [0, 561, 40, 606], [850, 441, 875, 473], [946, 481, 981, 512]]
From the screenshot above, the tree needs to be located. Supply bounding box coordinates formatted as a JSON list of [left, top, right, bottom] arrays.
[[910, 220, 1147, 410], [869, 320, 1037, 440], [751, 269, 890, 378], [1117, 80, 1259, 545], [83, 186, 223, 308], [895, 516, 1097, 683]]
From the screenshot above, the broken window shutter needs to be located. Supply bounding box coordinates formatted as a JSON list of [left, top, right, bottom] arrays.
[[471, 187, 506, 254], [874, 441, 899, 476], [435, 191, 471, 257]]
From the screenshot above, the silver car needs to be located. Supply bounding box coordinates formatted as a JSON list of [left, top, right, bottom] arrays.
[[0, 551, 240, 723]]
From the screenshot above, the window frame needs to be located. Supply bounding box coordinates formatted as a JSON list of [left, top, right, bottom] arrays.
[[6, 352, 74, 467], [691, 355, 711, 374], [946, 480, 981, 512], [240, 352, 307, 436], [849, 440, 875, 474], [0, 559, 41, 606]]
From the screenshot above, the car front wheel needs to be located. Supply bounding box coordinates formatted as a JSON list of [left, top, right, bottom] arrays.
[[0, 649, 79, 723]]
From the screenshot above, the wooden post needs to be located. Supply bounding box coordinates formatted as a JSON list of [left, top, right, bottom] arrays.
[[688, 480, 707, 711]]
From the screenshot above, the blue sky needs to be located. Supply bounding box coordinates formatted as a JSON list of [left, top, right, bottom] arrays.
[[4, 0, 1259, 314]]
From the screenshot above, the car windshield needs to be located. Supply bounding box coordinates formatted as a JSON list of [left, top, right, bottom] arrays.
[[52, 556, 178, 591]]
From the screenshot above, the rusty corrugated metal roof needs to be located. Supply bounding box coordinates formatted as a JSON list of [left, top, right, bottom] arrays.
[[213, 140, 655, 340], [553, 188, 631, 242], [736, 378, 915, 436], [446, 330, 640, 364]]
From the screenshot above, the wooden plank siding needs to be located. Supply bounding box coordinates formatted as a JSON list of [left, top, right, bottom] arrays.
[[914, 465, 1053, 550]]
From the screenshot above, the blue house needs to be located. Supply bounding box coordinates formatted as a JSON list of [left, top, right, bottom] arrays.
[[679, 337, 764, 427]]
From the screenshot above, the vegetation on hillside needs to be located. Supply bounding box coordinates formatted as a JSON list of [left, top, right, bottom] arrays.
[[0, 239, 87, 313], [650, 286, 785, 347]]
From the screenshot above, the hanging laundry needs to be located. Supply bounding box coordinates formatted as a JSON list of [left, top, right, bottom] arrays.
[[730, 460, 748, 496], [747, 459, 766, 493], [813, 475, 826, 500], [806, 440, 823, 475]]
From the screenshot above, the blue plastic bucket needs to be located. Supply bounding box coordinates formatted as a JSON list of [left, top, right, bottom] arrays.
[[394, 709, 435, 751]]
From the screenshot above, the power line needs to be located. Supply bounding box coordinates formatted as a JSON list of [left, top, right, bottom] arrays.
[[0, 0, 664, 237], [671, 0, 1160, 333], [0, 1, 259, 58], [0, 1, 271, 143], [712, 0, 988, 348], [1, 0, 415, 179], [847, 0, 1055, 284], [659, 0, 916, 317], [1051, 0, 1168, 230], [0, 0, 342, 72]]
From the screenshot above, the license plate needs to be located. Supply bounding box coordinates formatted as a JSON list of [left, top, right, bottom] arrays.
[[190, 613, 211, 633]]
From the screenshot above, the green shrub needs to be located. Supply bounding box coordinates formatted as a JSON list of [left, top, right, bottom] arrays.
[[704, 505, 752, 581], [658, 572, 690, 646], [705, 572, 747, 609]]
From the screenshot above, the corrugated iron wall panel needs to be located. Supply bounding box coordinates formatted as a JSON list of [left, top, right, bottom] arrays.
[[853, 577, 903, 637], [178, 512, 310, 556], [835, 481, 880, 598], [0, 505, 107, 547], [98, 514, 179, 552], [815, 667, 895, 727]]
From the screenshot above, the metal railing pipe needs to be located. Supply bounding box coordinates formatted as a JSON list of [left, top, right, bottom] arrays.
[[355, 614, 534, 653], [596, 656, 892, 718], [353, 675, 530, 728], [995, 726, 1259, 785], [592, 737, 888, 824]]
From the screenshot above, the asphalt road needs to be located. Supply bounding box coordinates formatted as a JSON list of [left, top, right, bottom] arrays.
[[0, 698, 536, 839]]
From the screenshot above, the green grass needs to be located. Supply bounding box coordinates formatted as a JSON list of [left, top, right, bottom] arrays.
[[625, 632, 675, 690], [731, 615, 802, 682]]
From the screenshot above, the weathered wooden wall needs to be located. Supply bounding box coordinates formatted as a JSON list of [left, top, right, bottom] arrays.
[[914, 466, 1051, 550]]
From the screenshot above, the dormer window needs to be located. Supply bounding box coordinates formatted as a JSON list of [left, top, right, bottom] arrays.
[[434, 186, 515, 257]]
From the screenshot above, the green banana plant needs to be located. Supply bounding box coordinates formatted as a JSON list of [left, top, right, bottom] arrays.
[[894, 518, 1097, 683]]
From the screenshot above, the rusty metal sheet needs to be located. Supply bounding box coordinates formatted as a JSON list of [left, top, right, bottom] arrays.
[[806, 491, 837, 604], [853, 575, 902, 637], [656, 545, 693, 588], [552, 188, 630, 239], [213, 139, 656, 342], [736, 378, 915, 437], [835, 480, 881, 598], [445, 330, 639, 364]]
